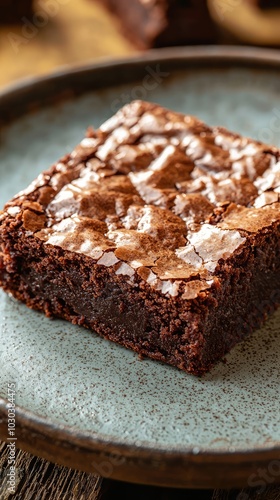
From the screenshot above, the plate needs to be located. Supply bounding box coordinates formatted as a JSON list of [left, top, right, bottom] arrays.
[[1, 46, 280, 489]]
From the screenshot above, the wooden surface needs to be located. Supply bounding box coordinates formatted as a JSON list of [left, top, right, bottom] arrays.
[[1, 1, 280, 498], [1, 442, 280, 499], [0, 442, 103, 499]]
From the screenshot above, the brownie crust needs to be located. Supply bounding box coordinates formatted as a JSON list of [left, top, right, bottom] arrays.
[[1, 100, 280, 375]]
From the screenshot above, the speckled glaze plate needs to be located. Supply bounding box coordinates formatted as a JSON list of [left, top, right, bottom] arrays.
[[1, 47, 280, 489]]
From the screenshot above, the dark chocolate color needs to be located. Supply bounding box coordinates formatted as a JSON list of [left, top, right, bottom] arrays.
[[258, 0, 280, 8], [1, 0, 33, 23]]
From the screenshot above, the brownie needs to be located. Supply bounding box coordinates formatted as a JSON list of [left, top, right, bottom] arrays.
[[257, 0, 280, 8], [0, 0, 33, 23], [1, 100, 280, 376], [97, 0, 217, 49]]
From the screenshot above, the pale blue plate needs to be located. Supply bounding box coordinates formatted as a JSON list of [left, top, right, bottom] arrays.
[[0, 47, 280, 488]]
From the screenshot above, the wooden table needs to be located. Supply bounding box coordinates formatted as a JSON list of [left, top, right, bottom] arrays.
[[1, 1, 280, 498], [1, 442, 280, 499]]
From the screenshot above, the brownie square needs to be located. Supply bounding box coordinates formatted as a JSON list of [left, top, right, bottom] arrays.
[[1, 100, 280, 375]]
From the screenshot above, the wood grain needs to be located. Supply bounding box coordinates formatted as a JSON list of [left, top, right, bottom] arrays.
[[0, 442, 103, 499]]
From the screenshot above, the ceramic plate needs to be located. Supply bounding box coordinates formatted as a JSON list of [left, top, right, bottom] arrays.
[[0, 47, 280, 489]]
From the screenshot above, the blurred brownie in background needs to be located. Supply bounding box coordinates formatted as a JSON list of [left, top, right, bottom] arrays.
[[258, 0, 280, 7], [248, 0, 280, 7], [1, 0, 33, 23], [98, 0, 217, 49]]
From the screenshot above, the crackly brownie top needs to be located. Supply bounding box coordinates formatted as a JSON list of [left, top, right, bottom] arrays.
[[3, 100, 280, 298]]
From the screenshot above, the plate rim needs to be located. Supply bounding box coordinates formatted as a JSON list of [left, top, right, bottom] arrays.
[[2, 44, 280, 121], [1, 398, 280, 488], [1, 45, 280, 488], [2, 398, 279, 457]]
